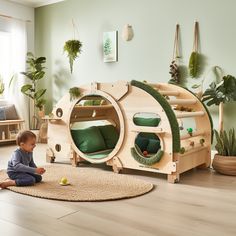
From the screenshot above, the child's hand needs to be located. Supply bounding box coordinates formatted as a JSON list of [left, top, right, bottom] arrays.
[[35, 167, 46, 175]]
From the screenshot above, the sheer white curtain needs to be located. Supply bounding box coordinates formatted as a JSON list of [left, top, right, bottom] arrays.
[[8, 20, 29, 128]]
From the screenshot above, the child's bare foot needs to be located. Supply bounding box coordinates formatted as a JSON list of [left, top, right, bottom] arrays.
[[0, 180, 16, 189]]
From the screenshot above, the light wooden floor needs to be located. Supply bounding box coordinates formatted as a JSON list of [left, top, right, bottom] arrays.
[[0, 144, 236, 236]]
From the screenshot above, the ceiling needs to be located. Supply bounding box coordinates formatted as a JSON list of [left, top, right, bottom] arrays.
[[9, 0, 65, 8]]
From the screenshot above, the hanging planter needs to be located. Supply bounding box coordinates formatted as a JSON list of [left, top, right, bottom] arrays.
[[189, 22, 200, 78], [64, 40, 82, 74], [169, 24, 181, 84], [63, 20, 82, 74]]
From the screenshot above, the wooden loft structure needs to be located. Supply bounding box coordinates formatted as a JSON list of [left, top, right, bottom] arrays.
[[46, 80, 212, 183]]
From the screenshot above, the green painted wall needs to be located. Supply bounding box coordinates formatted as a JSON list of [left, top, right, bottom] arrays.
[[35, 0, 236, 131]]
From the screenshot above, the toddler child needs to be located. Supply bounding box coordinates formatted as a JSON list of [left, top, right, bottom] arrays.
[[0, 130, 45, 189]]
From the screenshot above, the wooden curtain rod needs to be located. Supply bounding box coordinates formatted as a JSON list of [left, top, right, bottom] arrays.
[[0, 14, 31, 23]]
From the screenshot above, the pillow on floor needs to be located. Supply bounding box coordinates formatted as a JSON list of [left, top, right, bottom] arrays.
[[135, 136, 149, 152], [98, 125, 119, 149], [71, 126, 106, 153], [147, 138, 161, 154]]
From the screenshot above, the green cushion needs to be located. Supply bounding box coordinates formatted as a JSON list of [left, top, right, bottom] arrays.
[[98, 125, 119, 149], [85, 149, 113, 159], [133, 117, 161, 127], [147, 138, 161, 153], [84, 100, 101, 106], [135, 136, 149, 152], [71, 126, 106, 153]]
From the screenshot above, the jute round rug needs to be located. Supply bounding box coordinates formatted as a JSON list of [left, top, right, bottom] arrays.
[[0, 165, 153, 201]]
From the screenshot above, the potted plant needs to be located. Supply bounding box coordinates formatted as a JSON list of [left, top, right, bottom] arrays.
[[213, 129, 236, 175], [202, 74, 236, 175], [64, 40, 82, 74], [69, 87, 81, 101], [21, 52, 47, 129]]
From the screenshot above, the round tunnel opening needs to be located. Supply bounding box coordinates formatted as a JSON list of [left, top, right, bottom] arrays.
[[69, 93, 124, 163]]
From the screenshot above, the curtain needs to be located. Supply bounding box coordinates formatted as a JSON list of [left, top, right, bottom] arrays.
[[4, 19, 29, 128]]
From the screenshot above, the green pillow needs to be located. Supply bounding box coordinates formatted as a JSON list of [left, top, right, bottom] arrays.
[[147, 138, 161, 154], [83, 100, 101, 106], [133, 117, 161, 127], [71, 126, 106, 153], [98, 125, 119, 149], [135, 136, 149, 152]]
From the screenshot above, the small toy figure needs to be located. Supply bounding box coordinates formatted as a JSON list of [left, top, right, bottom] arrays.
[[187, 128, 193, 136]]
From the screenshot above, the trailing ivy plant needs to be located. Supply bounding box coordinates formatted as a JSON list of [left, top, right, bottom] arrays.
[[21, 52, 47, 129], [64, 40, 82, 74], [69, 87, 81, 101]]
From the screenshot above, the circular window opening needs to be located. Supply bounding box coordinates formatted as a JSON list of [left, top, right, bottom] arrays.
[[56, 108, 63, 117], [70, 95, 121, 160], [132, 132, 164, 165], [55, 144, 61, 152], [133, 113, 161, 127]]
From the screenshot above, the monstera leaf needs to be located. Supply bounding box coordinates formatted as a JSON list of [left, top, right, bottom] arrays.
[[202, 75, 236, 106]]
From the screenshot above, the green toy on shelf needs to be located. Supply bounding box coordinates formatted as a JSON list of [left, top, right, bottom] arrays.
[[187, 128, 193, 136]]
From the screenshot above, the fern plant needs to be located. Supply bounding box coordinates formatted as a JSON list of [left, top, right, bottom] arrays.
[[64, 40, 82, 73], [69, 87, 81, 101], [214, 128, 236, 156]]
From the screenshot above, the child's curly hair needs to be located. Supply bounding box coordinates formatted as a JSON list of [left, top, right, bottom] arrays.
[[16, 130, 36, 146]]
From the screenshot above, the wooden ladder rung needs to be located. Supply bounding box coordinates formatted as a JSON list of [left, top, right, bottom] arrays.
[[168, 99, 197, 105], [131, 126, 165, 134], [157, 90, 180, 96], [181, 131, 205, 140], [175, 111, 205, 118], [180, 146, 207, 156]]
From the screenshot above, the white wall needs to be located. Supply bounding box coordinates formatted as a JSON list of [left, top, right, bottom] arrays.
[[0, 0, 34, 52]]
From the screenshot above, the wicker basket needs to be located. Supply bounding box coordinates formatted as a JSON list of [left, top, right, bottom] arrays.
[[212, 154, 236, 176]]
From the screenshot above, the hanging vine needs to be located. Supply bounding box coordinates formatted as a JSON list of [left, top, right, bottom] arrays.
[[63, 19, 83, 74]]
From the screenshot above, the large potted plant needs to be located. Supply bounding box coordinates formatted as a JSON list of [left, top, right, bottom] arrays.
[[21, 52, 47, 129], [213, 129, 236, 175], [202, 74, 236, 175]]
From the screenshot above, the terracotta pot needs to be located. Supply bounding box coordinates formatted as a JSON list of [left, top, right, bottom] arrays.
[[212, 154, 236, 175]]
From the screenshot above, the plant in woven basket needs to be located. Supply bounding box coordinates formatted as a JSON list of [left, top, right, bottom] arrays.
[[214, 129, 236, 156], [64, 39, 82, 74], [213, 128, 236, 175], [69, 87, 81, 101]]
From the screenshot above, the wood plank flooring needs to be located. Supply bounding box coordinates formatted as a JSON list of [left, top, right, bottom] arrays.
[[0, 144, 236, 236]]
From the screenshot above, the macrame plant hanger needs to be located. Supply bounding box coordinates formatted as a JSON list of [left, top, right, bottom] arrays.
[[189, 21, 199, 78], [169, 24, 180, 84]]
